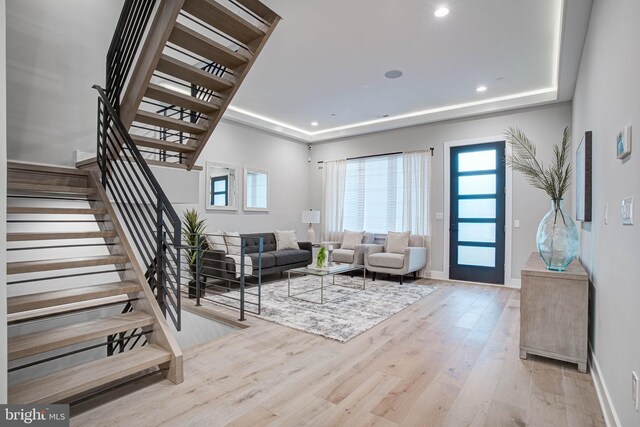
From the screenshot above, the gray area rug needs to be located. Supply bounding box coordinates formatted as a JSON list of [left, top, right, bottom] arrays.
[[208, 275, 437, 342]]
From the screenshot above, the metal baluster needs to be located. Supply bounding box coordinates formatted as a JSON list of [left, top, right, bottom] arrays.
[[258, 237, 263, 315], [196, 234, 201, 306], [240, 238, 246, 321], [100, 102, 109, 186], [156, 202, 166, 317]]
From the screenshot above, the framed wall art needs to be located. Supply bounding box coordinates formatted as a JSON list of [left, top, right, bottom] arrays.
[[616, 125, 631, 159], [576, 131, 592, 222]]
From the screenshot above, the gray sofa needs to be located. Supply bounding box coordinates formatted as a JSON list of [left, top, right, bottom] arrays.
[[201, 232, 312, 285]]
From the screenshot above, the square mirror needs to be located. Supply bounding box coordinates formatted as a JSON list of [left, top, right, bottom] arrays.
[[244, 168, 269, 211], [206, 162, 238, 211]]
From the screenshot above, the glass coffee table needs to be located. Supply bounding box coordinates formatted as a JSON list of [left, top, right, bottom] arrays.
[[287, 263, 366, 304]]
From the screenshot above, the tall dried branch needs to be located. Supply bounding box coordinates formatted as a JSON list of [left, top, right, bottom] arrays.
[[504, 126, 572, 202]]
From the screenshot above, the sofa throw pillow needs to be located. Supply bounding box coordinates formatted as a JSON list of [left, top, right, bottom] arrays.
[[341, 230, 364, 250], [206, 230, 227, 253], [362, 232, 375, 244], [275, 230, 299, 250], [386, 231, 410, 254], [224, 231, 242, 255]]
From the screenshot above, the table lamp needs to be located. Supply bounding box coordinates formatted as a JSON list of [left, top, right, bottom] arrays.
[[301, 209, 320, 243]]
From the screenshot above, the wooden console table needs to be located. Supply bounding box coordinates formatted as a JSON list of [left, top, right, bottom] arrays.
[[520, 252, 589, 372]]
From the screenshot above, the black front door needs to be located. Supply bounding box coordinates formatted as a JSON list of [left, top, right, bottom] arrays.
[[449, 142, 506, 284]]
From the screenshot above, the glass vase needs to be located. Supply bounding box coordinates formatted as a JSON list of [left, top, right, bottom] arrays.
[[536, 199, 579, 271]]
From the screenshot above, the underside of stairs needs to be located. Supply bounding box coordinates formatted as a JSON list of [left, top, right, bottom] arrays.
[[5, 162, 183, 405], [118, 0, 281, 170]]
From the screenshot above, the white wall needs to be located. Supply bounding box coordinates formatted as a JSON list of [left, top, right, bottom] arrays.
[[174, 120, 310, 238], [572, 0, 640, 425], [170, 309, 237, 351], [309, 103, 573, 280], [0, 0, 8, 405], [6, 0, 123, 166]]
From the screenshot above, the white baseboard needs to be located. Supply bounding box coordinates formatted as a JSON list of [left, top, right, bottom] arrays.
[[428, 270, 446, 279], [428, 270, 521, 288], [590, 347, 622, 427], [506, 278, 521, 289]]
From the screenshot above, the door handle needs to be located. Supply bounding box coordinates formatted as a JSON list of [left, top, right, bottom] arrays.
[[450, 222, 458, 231]]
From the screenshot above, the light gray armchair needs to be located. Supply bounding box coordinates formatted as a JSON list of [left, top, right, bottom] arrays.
[[321, 231, 375, 265], [364, 234, 427, 284]]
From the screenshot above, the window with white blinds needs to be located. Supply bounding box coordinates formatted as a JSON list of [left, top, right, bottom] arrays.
[[343, 155, 404, 234]]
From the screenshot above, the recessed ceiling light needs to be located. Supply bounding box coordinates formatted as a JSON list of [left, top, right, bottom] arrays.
[[385, 70, 403, 79], [311, 121, 319, 126], [476, 85, 488, 93], [434, 7, 449, 17]]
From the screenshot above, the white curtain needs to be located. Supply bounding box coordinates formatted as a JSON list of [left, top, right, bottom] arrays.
[[321, 159, 347, 242], [402, 150, 431, 277], [402, 151, 430, 235]]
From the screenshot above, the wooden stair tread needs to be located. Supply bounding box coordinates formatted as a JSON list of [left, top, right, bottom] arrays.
[[7, 231, 117, 242], [8, 312, 155, 361], [7, 255, 128, 275], [232, 0, 279, 22], [8, 162, 89, 177], [8, 344, 171, 404], [143, 158, 203, 171], [7, 207, 107, 215], [145, 83, 220, 114], [169, 23, 249, 68], [182, 0, 266, 45], [134, 110, 208, 134], [156, 54, 234, 94], [7, 182, 96, 196], [131, 134, 197, 153], [8, 282, 140, 314]]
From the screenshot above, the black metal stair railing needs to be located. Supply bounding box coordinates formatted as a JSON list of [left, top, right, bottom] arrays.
[[95, 85, 182, 331], [106, 0, 156, 112], [96, 0, 182, 335]]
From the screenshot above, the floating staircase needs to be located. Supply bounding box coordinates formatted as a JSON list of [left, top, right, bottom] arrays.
[[3, 0, 280, 406], [117, 0, 281, 170], [6, 162, 182, 404]]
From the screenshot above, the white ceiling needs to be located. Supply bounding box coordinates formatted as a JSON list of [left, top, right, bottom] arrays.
[[224, 0, 593, 142]]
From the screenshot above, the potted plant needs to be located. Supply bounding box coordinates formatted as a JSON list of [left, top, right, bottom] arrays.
[[181, 208, 207, 298], [505, 126, 578, 271], [316, 246, 327, 269]]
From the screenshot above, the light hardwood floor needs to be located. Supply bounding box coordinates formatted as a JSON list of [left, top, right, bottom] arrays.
[[71, 281, 605, 427]]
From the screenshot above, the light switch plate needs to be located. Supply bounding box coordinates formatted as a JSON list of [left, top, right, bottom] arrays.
[[435, 212, 444, 220], [622, 197, 634, 225], [514, 220, 520, 228]]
